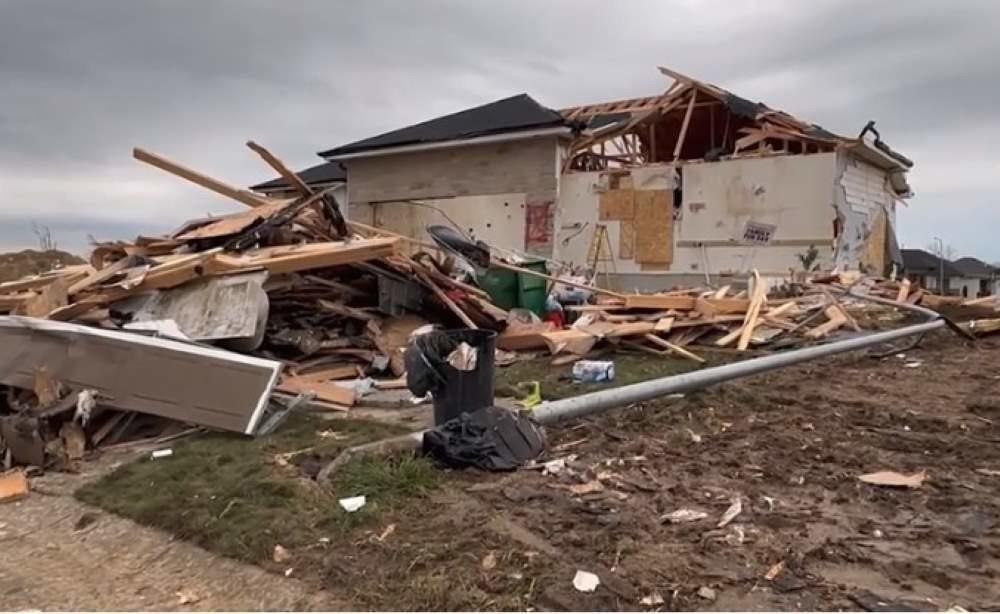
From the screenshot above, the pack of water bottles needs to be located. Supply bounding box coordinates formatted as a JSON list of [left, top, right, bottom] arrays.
[[571, 360, 615, 383]]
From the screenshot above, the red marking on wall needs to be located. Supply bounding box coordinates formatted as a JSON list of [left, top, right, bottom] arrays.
[[524, 200, 554, 252]]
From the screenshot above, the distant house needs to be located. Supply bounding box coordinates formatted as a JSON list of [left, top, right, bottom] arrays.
[[950, 257, 999, 297], [249, 159, 347, 206]]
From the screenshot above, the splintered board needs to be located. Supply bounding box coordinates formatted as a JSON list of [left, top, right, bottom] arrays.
[[619, 221, 635, 259], [634, 190, 673, 264], [599, 189, 635, 221]]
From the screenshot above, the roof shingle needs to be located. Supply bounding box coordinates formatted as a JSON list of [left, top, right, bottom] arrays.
[[318, 94, 566, 158], [250, 160, 346, 192]]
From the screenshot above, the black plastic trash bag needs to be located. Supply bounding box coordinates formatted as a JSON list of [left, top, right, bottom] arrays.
[[423, 405, 546, 471], [404, 329, 456, 397]]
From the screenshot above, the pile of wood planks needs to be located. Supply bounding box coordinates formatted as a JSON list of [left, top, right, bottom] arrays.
[[0, 143, 514, 465], [497, 270, 985, 365]]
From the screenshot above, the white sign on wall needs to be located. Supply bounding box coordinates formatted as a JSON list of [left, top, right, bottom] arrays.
[[742, 221, 777, 245]]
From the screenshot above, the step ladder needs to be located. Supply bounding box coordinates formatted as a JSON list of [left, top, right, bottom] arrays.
[[586, 224, 617, 287]]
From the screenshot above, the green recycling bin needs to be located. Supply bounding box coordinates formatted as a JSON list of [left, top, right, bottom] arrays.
[[478, 259, 548, 316]]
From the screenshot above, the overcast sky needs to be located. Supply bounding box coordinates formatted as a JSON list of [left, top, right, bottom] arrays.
[[2, 0, 998, 260]]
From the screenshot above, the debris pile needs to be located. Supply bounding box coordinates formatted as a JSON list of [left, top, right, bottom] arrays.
[[0, 143, 511, 470], [0, 142, 993, 473], [498, 270, 996, 364]]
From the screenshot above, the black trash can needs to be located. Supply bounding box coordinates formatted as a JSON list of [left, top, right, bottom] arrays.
[[432, 329, 496, 425], [405, 328, 496, 426]]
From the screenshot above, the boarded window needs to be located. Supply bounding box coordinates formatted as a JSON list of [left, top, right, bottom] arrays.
[[634, 190, 673, 264]]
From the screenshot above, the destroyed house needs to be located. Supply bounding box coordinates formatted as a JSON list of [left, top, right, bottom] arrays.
[[258, 66, 913, 289]]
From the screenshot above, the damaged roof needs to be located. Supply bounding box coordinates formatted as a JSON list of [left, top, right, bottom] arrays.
[[560, 65, 912, 171], [250, 160, 346, 193], [952, 257, 997, 278], [319, 94, 567, 158]]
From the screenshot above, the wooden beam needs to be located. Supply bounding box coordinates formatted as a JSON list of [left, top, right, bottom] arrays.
[[644, 333, 706, 363], [416, 271, 477, 329], [68, 256, 134, 296], [622, 294, 696, 310], [246, 141, 312, 197], [895, 279, 911, 303], [278, 375, 355, 408], [226, 237, 398, 276], [673, 89, 697, 162], [133, 147, 276, 209], [805, 305, 847, 339], [817, 287, 861, 332]]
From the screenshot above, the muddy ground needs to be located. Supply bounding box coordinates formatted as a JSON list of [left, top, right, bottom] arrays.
[[7, 330, 1000, 610]]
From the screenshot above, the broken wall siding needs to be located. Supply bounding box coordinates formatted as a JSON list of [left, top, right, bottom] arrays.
[[345, 137, 559, 204], [556, 154, 838, 283], [0, 317, 281, 434], [834, 153, 896, 273]]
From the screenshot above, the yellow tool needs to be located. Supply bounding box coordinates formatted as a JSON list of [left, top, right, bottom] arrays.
[[517, 381, 542, 411]]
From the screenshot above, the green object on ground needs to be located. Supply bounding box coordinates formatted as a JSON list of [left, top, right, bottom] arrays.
[[478, 259, 548, 315], [516, 260, 548, 316]]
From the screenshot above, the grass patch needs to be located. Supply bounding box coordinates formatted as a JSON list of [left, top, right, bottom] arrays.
[[496, 350, 709, 400], [76, 414, 440, 565]]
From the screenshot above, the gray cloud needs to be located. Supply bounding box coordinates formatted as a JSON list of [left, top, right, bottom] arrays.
[[1, 0, 997, 260]]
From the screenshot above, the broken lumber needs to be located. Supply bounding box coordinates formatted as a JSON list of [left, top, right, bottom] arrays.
[[644, 334, 705, 363], [0, 470, 28, 503], [415, 271, 478, 329], [277, 376, 355, 408], [134, 147, 276, 209], [623, 294, 697, 310], [805, 305, 848, 339], [737, 272, 766, 351]]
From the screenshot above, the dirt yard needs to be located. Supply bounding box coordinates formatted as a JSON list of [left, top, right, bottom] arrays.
[[4, 330, 999, 611]]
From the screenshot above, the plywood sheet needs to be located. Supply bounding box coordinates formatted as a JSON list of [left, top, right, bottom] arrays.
[[634, 190, 673, 264], [599, 189, 635, 221], [619, 221, 635, 259]]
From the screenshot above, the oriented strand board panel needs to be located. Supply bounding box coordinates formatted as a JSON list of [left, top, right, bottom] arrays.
[[634, 190, 673, 264], [599, 189, 635, 221], [860, 207, 887, 273], [619, 221, 635, 259]]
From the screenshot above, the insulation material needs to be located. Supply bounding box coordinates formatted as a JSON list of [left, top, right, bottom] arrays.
[[619, 221, 636, 259], [630, 164, 678, 191], [598, 189, 635, 221], [111, 271, 269, 343], [634, 190, 673, 264]]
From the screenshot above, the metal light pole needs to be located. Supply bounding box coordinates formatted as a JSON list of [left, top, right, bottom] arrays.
[[934, 236, 944, 293]]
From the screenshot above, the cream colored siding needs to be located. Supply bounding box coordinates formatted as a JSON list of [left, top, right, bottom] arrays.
[[345, 137, 559, 204]]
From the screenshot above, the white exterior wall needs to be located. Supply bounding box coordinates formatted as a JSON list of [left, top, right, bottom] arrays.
[[350, 193, 529, 255], [344, 137, 561, 258], [555, 153, 839, 282], [952, 277, 979, 298]]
